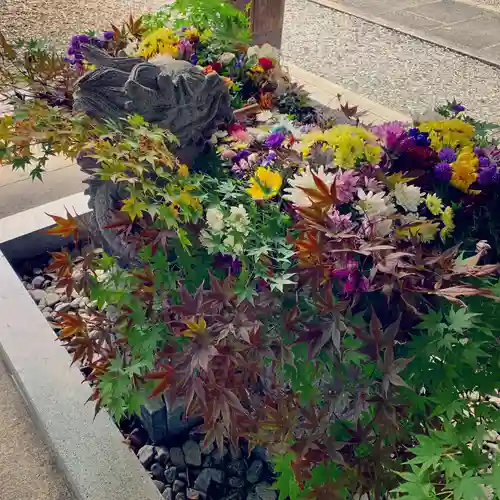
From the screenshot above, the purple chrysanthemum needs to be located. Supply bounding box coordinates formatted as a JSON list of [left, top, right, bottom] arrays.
[[262, 151, 277, 166], [103, 31, 114, 40], [232, 149, 250, 164], [190, 53, 198, 65], [265, 131, 286, 149], [478, 165, 499, 185], [452, 103, 465, 113], [78, 34, 90, 43], [439, 147, 457, 163], [479, 156, 491, 169], [434, 162, 452, 182]]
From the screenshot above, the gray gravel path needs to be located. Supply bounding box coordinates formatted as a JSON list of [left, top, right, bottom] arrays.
[[282, 0, 500, 124], [0, 0, 167, 48]]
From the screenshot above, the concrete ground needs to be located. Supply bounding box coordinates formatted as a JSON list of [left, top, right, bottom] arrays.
[[0, 358, 74, 500], [313, 0, 500, 66], [282, 0, 500, 124]]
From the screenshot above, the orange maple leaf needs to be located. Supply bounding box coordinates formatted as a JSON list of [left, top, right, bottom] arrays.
[[46, 251, 73, 278], [46, 210, 79, 242], [57, 312, 86, 340]]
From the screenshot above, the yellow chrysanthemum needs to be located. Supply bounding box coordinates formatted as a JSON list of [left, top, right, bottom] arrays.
[[183, 27, 200, 40], [247, 167, 282, 199], [138, 28, 179, 59], [299, 125, 381, 168], [450, 147, 478, 192], [419, 119, 475, 151], [425, 193, 444, 216], [440, 206, 455, 241]]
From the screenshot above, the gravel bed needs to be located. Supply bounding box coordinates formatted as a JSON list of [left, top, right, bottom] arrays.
[[282, 0, 500, 124], [0, 0, 168, 48]]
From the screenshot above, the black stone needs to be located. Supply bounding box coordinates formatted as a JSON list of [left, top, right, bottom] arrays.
[[157, 446, 170, 466], [246, 460, 264, 484], [150, 463, 166, 481], [137, 444, 156, 469], [164, 466, 177, 484], [183, 440, 202, 466], [173, 479, 185, 494], [170, 447, 186, 469]]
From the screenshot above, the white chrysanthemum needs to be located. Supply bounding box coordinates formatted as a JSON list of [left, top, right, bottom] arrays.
[[356, 189, 396, 218], [206, 207, 225, 233], [394, 182, 423, 212], [284, 166, 335, 207], [247, 43, 280, 61], [219, 52, 235, 65], [228, 204, 250, 234]]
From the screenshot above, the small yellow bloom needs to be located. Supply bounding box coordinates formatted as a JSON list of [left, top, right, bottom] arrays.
[[299, 125, 381, 168], [138, 28, 179, 59], [178, 164, 189, 177], [425, 193, 444, 216], [419, 119, 475, 151], [247, 167, 282, 199], [440, 206, 455, 241], [450, 147, 478, 192], [183, 27, 200, 40]]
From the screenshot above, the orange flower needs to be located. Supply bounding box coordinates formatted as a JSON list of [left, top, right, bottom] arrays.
[[259, 92, 273, 109]]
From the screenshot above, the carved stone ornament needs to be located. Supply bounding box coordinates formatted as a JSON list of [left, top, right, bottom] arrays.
[[73, 45, 234, 261]]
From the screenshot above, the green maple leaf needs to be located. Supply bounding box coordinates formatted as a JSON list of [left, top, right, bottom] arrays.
[[442, 458, 463, 483], [438, 332, 458, 350], [483, 458, 500, 495], [121, 194, 147, 221], [416, 309, 445, 336], [409, 435, 443, 471], [449, 471, 486, 500], [446, 307, 479, 333], [272, 452, 302, 500], [269, 273, 296, 293]]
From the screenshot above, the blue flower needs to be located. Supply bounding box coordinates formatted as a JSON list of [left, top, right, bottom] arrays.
[[439, 147, 457, 163], [264, 131, 286, 149]]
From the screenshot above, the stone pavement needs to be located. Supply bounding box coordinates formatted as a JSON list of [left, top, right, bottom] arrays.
[[310, 0, 500, 67], [0, 357, 74, 500]]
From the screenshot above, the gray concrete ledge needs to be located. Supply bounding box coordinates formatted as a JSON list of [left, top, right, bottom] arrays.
[[309, 0, 500, 70], [0, 252, 163, 500], [0, 192, 90, 262], [0, 191, 162, 500]]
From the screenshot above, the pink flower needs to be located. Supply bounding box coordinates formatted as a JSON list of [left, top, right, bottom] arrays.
[[332, 256, 370, 295], [328, 209, 352, 232], [335, 170, 359, 203], [371, 121, 407, 149]]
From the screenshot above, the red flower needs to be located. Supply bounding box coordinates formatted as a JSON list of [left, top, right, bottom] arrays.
[[211, 61, 222, 72], [228, 122, 247, 135], [258, 57, 274, 71]]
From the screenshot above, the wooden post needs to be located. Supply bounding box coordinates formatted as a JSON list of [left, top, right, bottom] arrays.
[[232, 0, 286, 49]]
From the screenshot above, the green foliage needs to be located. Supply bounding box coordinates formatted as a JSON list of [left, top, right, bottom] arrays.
[[142, 0, 251, 48]]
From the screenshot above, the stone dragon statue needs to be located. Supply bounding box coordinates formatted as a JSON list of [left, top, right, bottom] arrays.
[[74, 45, 234, 261]]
